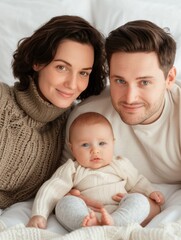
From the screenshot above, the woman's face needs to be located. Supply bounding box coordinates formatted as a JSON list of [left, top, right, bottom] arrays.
[[34, 40, 94, 108]]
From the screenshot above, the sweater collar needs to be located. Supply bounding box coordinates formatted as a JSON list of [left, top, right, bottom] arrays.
[[14, 80, 70, 122]]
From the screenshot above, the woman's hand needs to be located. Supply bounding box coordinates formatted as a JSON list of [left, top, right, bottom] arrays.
[[67, 189, 103, 212], [149, 191, 165, 205], [112, 193, 126, 202]]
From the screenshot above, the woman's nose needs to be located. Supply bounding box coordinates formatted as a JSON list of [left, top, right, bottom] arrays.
[[64, 73, 77, 89]]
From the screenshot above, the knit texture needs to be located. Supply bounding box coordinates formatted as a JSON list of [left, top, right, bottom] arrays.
[[0, 220, 181, 240], [0, 81, 70, 208], [31, 157, 155, 219]]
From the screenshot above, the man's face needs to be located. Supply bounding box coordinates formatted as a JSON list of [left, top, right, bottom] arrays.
[[109, 52, 175, 125]]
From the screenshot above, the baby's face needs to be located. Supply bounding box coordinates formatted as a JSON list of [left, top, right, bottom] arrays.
[[69, 123, 114, 169]]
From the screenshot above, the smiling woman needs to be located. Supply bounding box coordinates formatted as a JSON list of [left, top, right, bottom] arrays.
[[33, 40, 94, 108], [0, 15, 107, 225]]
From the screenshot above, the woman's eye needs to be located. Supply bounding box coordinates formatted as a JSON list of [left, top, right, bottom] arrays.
[[80, 71, 90, 77], [57, 65, 67, 71], [116, 79, 126, 84]]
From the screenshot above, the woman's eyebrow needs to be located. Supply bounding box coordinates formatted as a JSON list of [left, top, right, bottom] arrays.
[[54, 59, 93, 70]]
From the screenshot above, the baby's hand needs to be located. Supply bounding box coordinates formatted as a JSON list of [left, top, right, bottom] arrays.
[[27, 215, 47, 229], [149, 191, 165, 205]]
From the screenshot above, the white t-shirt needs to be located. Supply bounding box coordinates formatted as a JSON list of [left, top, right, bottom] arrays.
[[63, 82, 181, 184]]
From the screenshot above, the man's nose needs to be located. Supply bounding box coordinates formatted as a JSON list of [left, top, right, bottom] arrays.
[[125, 86, 138, 103]]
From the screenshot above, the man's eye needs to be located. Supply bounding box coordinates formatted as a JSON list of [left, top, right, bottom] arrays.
[[141, 80, 150, 86]]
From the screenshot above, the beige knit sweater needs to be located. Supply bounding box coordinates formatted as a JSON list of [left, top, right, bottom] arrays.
[[31, 157, 155, 219], [0, 80, 69, 208]]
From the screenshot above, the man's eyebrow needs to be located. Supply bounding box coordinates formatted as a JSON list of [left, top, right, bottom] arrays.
[[54, 59, 93, 70], [110, 74, 124, 79], [110, 75, 155, 80], [136, 76, 154, 80]]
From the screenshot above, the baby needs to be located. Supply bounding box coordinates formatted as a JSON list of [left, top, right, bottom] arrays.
[[27, 112, 164, 231]]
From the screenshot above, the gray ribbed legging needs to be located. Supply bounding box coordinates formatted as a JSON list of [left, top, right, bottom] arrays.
[[55, 193, 150, 232]]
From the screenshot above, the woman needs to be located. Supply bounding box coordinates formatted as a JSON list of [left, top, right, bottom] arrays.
[[0, 15, 107, 227]]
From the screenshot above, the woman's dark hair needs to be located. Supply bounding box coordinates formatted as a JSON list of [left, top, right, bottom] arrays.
[[105, 20, 176, 78], [12, 15, 107, 100]]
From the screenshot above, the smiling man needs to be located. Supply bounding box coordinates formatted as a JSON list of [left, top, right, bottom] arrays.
[[63, 20, 181, 227], [109, 51, 175, 125]]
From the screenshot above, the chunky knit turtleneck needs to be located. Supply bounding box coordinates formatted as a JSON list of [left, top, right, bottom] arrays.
[[14, 81, 66, 122], [0, 80, 70, 208]]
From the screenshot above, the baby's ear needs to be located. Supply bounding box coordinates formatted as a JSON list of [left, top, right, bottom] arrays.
[[68, 142, 73, 152]]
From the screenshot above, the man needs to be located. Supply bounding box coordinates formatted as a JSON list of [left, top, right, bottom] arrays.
[[63, 20, 181, 227]]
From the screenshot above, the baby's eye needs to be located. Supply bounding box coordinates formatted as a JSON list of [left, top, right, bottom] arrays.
[[99, 141, 106, 146], [81, 143, 89, 148]]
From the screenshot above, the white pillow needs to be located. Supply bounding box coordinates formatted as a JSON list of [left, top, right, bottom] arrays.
[[93, 0, 181, 80], [0, 0, 93, 85], [0, 0, 181, 85]]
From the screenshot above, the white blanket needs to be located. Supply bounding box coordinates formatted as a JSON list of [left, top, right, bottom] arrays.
[[0, 221, 181, 240]]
